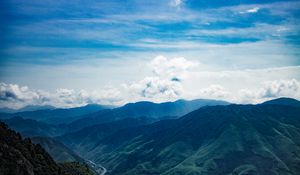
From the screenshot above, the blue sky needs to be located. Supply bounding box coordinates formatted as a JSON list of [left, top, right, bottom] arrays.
[[0, 0, 300, 108]]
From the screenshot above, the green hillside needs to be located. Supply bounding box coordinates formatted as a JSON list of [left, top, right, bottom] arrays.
[[0, 122, 95, 175], [62, 104, 300, 175]]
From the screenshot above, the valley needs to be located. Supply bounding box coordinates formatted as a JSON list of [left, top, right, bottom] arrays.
[[86, 160, 107, 175]]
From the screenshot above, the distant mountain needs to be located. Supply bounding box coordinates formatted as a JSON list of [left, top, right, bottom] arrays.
[[1, 116, 67, 137], [18, 105, 56, 112], [1, 99, 230, 143], [31, 136, 83, 163], [57, 117, 152, 156], [67, 99, 229, 131], [63, 104, 300, 175], [120, 99, 229, 119], [0, 104, 113, 124], [262, 97, 300, 107], [0, 105, 55, 113]]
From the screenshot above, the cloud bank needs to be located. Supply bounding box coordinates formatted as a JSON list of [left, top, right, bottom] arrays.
[[238, 79, 300, 103], [121, 55, 195, 103], [0, 83, 122, 109], [1, 56, 300, 109], [2, 77, 299, 109]]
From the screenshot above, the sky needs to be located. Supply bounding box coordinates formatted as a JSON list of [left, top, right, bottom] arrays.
[[0, 0, 300, 108]]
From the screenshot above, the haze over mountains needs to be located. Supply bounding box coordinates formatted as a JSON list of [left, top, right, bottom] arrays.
[[0, 104, 114, 124], [0, 105, 56, 113], [1, 99, 229, 133]]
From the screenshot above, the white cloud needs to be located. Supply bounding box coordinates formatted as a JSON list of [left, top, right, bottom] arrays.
[[198, 85, 230, 99], [238, 79, 300, 103], [245, 7, 260, 13], [0, 83, 48, 109], [0, 56, 195, 108], [170, 0, 183, 7], [150, 55, 194, 80], [237, 6, 261, 14], [0, 82, 122, 109], [123, 76, 182, 102], [260, 79, 300, 98], [186, 23, 295, 40], [1, 53, 300, 109], [121, 55, 195, 103]]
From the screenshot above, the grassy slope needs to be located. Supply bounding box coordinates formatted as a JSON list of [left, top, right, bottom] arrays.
[[31, 136, 83, 163], [80, 105, 300, 175]]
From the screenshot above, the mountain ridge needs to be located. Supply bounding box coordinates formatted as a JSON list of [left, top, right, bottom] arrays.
[[67, 98, 230, 131], [61, 104, 300, 175], [31, 136, 84, 163], [261, 97, 300, 107], [1, 116, 67, 137], [0, 103, 113, 124]]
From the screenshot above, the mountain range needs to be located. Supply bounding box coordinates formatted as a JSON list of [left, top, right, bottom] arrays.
[[0, 104, 113, 124], [56, 98, 300, 175], [1, 98, 229, 133], [1, 97, 300, 175], [262, 97, 300, 107], [67, 99, 229, 131], [67, 103, 300, 175], [0, 105, 55, 113]]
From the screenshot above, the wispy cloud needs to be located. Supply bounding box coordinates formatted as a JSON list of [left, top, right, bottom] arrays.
[[240, 7, 260, 14], [169, 0, 183, 7]]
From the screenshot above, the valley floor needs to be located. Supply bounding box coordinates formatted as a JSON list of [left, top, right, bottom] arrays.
[[86, 159, 107, 175]]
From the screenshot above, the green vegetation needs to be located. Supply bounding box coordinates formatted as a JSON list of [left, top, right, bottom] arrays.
[[61, 104, 300, 175], [31, 136, 83, 163], [59, 162, 96, 175], [1, 116, 66, 137], [0, 122, 95, 175], [2, 98, 300, 175]]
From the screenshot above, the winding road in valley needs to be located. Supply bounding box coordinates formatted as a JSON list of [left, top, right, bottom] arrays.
[[86, 159, 107, 175]]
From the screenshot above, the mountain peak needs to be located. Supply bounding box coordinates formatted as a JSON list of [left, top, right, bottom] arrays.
[[262, 97, 300, 107]]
